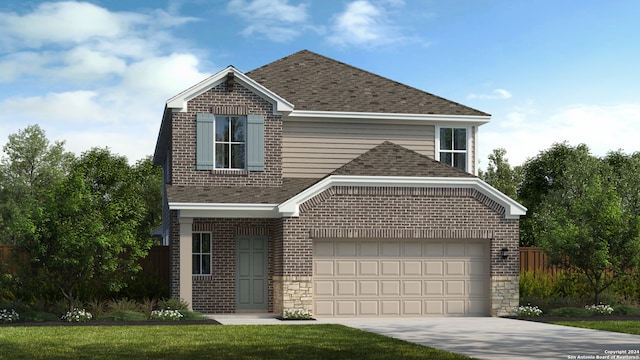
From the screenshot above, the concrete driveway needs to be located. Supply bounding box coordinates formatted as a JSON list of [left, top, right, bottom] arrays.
[[318, 317, 640, 360]]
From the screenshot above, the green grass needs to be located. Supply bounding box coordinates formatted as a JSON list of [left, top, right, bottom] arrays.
[[552, 320, 640, 335], [0, 324, 472, 360]]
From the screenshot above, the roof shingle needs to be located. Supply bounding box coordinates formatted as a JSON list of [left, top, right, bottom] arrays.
[[332, 141, 476, 178], [247, 50, 488, 116]]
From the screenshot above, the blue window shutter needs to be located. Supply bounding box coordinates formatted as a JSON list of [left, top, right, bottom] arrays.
[[247, 115, 265, 171], [196, 113, 214, 170]]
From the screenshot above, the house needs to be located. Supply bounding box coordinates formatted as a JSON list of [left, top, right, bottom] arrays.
[[152, 50, 526, 317]]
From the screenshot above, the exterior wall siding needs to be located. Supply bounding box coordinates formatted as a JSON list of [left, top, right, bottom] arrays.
[[169, 216, 276, 313], [283, 119, 435, 177], [276, 186, 519, 316], [171, 82, 283, 187]]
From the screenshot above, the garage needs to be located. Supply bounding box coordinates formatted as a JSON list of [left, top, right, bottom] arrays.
[[313, 239, 490, 317]]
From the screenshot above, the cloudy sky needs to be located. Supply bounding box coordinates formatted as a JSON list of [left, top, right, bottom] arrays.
[[1, 1, 638, 168]]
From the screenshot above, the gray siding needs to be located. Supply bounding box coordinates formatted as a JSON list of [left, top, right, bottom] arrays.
[[283, 119, 435, 178]]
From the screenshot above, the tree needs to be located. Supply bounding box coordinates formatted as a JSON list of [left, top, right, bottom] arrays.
[[479, 148, 521, 200], [22, 148, 150, 310], [518, 142, 596, 246], [133, 156, 163, 244], [603, 150, 640, 216], [535, 175, 640, 304], [0, 125, 74, 245]]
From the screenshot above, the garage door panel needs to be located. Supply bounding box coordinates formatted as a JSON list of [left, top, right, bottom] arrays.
[[381, 261, 400, 276], [403, 261, 422, 276], [315, 280, 334, 296], [336, 280, 357, 296], [359, 280, 379, 296], [336, 242, 357, 256], [402, 280, 422, 295], [336, 260, 356, 276], [380, 280, 400, 296], [314, 260, 334, 276], [425, 261, 444, 275], [446, 261, 466, 276], [359, 261, 378, 275], [313, 239, 489, 317]]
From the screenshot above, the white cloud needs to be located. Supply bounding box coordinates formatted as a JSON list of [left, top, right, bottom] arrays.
[[479, 103, 640, 169], [327, 0, 422, 48], [0, 2, 208, 164], [468, 88, 512, 100], [227, 0, 311, 42]]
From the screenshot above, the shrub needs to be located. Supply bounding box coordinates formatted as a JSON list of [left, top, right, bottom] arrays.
[[21, 311, 58, 322], [179, 310, 207, 321], [585, 304, 614, 315], [0, 309, 19, 323], [157, 298, 189, 311], [61, 308, 92, 322], [514, 304, 542, 317], [140, 297, 157, 319], [548, 307, 593, 318], [150, 309, 183, 321], [283, 309, 313, 320], [107, 298, 141, 312], [612, 305, 640, 315], [86, 298, 107, 318], [99, 310, 147, 321]]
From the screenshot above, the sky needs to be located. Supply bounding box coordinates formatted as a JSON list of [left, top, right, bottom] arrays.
[[0, 0, 639, 169]]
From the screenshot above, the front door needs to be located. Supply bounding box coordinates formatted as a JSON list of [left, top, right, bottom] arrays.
[[236, 236, 268, 311]]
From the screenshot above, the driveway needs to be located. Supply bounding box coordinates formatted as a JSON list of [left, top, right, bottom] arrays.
[[317, 317, 640, 360]]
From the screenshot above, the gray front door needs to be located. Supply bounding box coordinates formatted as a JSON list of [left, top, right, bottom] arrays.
[[236, 236, 268, 311]]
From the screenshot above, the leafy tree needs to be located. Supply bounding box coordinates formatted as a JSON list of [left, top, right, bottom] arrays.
[[479, 148, 521, 200], [22, 148, 150, 310], [133, 156, 163, 244], [518, 142, 595, 246], [535, 175, 640, 304], [0, 125, 74, 245], [603, 150, 640, 216]]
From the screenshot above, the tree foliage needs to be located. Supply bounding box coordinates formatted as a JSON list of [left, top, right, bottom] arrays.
[[479, 148, 521, 200], [1, 125, 161, 309]]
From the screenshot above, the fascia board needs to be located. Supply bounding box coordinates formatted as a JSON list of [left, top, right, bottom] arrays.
[[170, 202, 280, 219], [287, 110, 490, 125], [165, 67, 294, 114], [278, 175, 527, 219]]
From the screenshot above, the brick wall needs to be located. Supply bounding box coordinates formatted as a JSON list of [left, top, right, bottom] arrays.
[[170, 82, 283, 187]]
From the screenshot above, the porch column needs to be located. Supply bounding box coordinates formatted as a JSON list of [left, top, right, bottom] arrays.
[[179, 216, 193, 310]]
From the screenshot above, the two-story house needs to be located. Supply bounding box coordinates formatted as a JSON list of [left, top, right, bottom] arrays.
[[152, 50, 525, 317]]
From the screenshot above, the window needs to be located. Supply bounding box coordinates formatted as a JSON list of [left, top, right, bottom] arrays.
[[215, 116, 246, 169], [196, 113, 264, 171], [438, 127, 467, 171], [192, 232, 211, 275]]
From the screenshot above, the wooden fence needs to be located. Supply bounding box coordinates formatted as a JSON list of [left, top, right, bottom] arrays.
[[0, 244, 169, 284]]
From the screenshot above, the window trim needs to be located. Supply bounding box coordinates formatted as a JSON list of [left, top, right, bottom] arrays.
[[192, 232, 212, 276], [435, 126, 471, 172]]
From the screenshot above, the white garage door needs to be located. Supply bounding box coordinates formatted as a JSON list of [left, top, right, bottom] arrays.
[[313, 239, 490, 317]]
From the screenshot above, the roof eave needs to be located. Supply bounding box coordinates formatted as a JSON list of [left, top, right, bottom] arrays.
[[166, 66, 294, 115], [286, 110, 491, 125]]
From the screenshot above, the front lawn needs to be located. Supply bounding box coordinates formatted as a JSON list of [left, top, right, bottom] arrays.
[[552, 320, 640, 335], [0, 324, 472, 360]]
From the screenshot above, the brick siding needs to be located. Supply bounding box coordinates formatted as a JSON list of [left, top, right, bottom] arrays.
[[170, 82, 283, 187]]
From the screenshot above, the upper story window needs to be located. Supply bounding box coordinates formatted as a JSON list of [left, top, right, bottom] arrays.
[[215, 116, 246, 169], [196, 113, 264, 172], [438, 127, 467, 171]]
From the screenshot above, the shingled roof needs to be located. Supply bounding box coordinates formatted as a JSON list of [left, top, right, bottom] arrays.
[[246, 50, 488, 116], [332, 141, 475, 178]]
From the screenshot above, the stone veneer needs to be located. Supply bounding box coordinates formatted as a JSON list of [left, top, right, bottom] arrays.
[[491, 276, 520, 316], [273, 276, 313, 315]]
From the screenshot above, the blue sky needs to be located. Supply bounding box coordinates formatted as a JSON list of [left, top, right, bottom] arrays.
[[1, 0, 639, 168]]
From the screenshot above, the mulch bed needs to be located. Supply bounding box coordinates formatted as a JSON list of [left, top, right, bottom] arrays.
[[1, 319, 221, 327], [506, 315, 640, 323]]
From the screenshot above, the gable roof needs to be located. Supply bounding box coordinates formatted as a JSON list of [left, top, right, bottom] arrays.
[[332, 141, 475, 178], [247, 50, 488, 116]]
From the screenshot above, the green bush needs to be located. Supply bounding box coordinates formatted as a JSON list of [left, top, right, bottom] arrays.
[[107, 298, 140, 312], [548, 307, 593, 317], [179, 310, 207, 320], [157, 298, 189, 311], [98, 310, 147, 321], [20, 311, 59, 322], [612, 305, 640, 315]]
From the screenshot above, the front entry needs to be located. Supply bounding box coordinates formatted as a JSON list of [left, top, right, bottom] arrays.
[[236, 236, 268, 311]]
